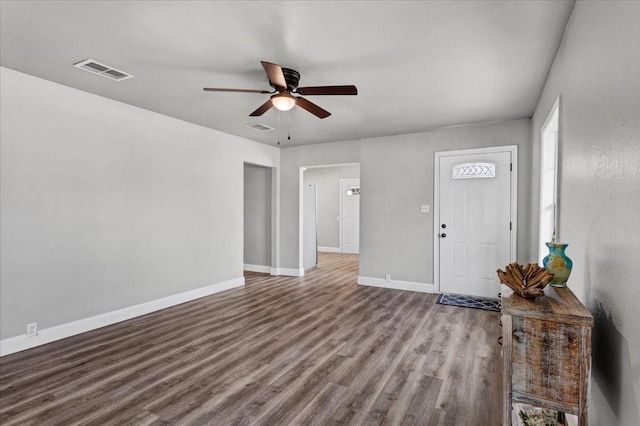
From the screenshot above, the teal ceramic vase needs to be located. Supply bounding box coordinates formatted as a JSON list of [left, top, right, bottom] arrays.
[[543, 242, 573, 287]]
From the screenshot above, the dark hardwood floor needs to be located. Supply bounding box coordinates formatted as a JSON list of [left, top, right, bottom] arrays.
[[0, 253, 502, 425]]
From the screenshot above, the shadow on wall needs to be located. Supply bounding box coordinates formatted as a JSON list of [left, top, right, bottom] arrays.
[[591, 302, 640, 425]]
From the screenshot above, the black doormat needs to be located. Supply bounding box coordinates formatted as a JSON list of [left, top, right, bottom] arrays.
[[436, 293, 501, 312]]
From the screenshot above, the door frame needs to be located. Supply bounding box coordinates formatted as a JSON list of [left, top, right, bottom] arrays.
[[433, 145, 518, 294]]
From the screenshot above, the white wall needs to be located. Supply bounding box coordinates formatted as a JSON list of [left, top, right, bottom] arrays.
[[280, 119, 532, 285], [0, 67, 280, 348], [530, 2, 640, 424], [303, 164, 360, 250]]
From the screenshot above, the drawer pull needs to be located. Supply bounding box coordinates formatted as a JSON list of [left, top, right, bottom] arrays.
[[497, 336, 503, 345], [514, 330, 525, 341]]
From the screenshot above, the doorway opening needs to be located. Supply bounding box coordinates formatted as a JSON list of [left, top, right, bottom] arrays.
[[243, 163, 276, 274], [299, 163, 360, 273]]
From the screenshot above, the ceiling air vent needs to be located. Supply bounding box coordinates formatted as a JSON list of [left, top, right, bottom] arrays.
[[73, 59, 134, 81], [246, 123, 274, 131]]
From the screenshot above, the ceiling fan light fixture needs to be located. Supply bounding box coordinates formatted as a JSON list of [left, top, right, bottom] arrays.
[[271, 92, 296, 111], [203, 61, 357, 118]]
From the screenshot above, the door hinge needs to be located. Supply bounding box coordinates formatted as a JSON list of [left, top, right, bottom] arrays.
[[510, 163, 513, 172], [510, 222, 512, 231]]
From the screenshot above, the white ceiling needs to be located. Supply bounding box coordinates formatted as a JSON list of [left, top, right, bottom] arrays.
[[0, 0, 575, 147]]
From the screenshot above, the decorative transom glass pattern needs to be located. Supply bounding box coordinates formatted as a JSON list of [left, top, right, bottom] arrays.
[[452, 162, 496, 179]]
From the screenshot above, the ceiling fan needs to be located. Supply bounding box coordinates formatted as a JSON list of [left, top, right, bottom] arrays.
[[204, 61, 357, 119]]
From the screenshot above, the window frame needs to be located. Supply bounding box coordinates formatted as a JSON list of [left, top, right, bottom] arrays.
[[538, 96, 561, 263]]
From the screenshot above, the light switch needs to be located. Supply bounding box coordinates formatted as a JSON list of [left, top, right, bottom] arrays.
[[421, 204, 430, 213]]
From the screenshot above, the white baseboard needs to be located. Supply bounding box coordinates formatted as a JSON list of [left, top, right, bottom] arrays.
[[357, 276, 435, 293], [270, 267, 305, 277], [0, 276, 245, 357], [243, 263, 272, 274], [244, 264, 305, 277], [318, 246, 341, 253]]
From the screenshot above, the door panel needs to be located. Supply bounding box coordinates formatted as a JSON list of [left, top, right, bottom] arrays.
[[453, 243, 467, 277], [340, 179, 360, 254], [453, 186, 467, 227], [439, 151, 512, 298], [480, 243, 497, 279]]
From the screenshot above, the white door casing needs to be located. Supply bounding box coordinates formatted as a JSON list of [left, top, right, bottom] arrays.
[[340, 178, 360, 254], [302, 185, 318, 270], [434, 146, 517, 298]]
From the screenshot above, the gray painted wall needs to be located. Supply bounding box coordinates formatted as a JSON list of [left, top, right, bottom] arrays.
[[279, 119, 532, 282], [529, 2, 640, 424], [303, 164, 360, 250], [0, 67, 280, 340], [243, 164, 272, 268]]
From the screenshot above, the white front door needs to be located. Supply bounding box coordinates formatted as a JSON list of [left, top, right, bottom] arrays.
[[438, 150, 513, 298], [340, 178, 360, 254]]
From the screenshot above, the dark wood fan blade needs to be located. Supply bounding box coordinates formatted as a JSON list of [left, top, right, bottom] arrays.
[[295, 97, 331, 119], [296, 85, 358, 96], [261, 61, 287, 90], [249, 99, 274, 117], [204, 88, 271, 94]]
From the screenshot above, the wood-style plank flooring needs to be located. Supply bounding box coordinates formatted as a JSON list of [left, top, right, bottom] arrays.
[[0, 253, 502, 425]]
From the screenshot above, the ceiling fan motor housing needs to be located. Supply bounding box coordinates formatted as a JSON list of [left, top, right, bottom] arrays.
[[270, 68, 300, 91]]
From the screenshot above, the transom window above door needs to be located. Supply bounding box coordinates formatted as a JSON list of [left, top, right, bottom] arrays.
[[452, 162, 497, 179]]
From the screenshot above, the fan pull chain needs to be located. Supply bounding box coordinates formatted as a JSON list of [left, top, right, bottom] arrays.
[[277, 110, 281, 146], [287, 111, 292, 141]]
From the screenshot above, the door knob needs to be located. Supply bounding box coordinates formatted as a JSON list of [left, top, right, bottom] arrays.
[[441, 224, 447, 229], [440, 233, 447, 238]]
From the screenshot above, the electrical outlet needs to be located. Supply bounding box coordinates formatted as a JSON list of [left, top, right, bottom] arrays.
[[26, 322, 38, 337], [385, 274, 391, 283], [421, 204, 430, 213]]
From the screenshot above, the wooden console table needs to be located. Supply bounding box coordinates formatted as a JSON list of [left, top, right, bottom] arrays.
[[501, 284, 593, 425]]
